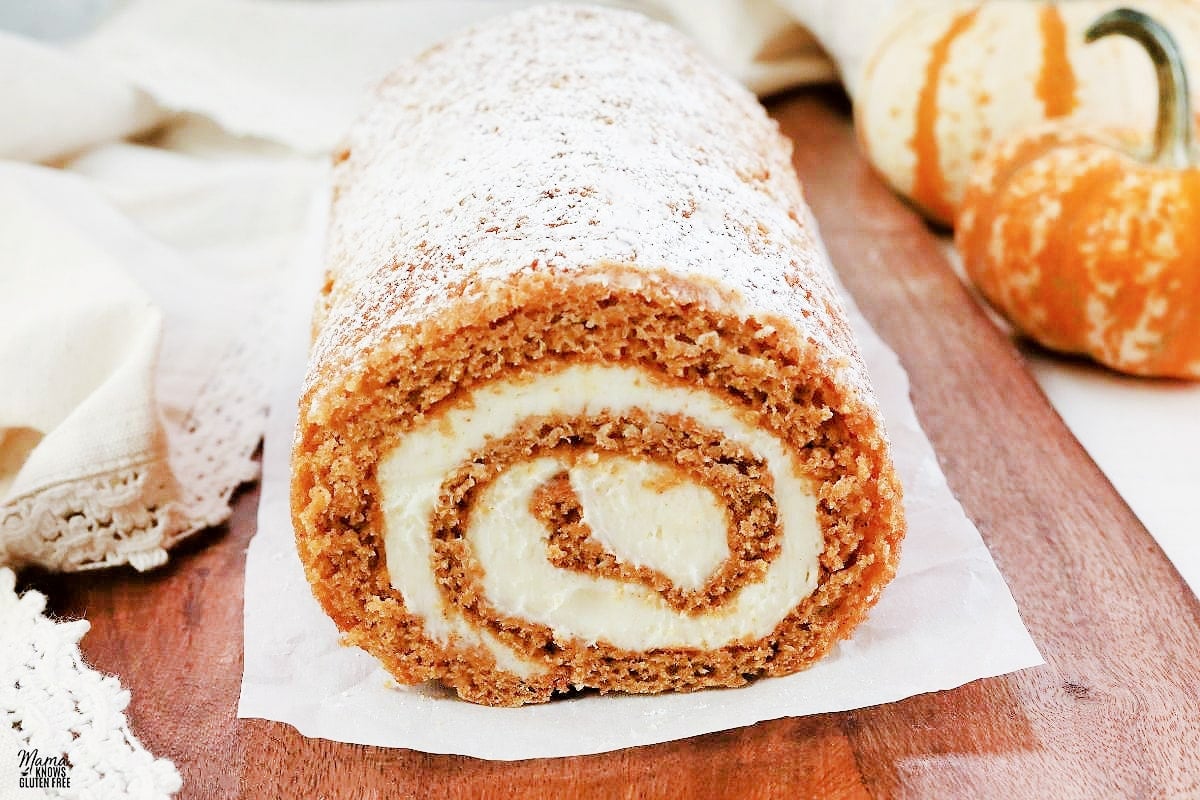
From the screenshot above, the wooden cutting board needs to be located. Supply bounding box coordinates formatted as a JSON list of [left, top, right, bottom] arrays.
[[24, 89, 1200, 800]]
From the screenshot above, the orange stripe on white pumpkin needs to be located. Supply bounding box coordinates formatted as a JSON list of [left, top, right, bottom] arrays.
[[1037, 5, 1078, 118], [910, 7, 981, 224]]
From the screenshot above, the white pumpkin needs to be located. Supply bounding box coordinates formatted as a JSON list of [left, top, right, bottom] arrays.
[[855, 0, 1200, 225]]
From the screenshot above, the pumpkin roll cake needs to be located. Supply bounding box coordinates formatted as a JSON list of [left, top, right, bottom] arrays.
[[292, 4, 905, 707]]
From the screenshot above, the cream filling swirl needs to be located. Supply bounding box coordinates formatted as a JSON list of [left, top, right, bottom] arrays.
[[378, 364, 822, 673]]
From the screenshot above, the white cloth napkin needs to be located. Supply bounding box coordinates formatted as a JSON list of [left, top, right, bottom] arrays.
[[69, 0, 872, 153], [0, 27, 162, 163], [0, 132, 320, 572]]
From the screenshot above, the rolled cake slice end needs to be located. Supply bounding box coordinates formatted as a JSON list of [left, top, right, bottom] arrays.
[[294, 269, 903, 707], [291, 4, 904, 707]]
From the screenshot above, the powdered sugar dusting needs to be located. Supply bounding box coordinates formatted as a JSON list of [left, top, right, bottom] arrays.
[[310, 4, 872, 406]]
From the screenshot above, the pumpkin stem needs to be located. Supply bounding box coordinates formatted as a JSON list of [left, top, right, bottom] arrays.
[[1086, 8, 1195, 168]]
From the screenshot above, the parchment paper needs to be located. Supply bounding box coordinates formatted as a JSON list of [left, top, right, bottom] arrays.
[[237, 197, 1043, 760]]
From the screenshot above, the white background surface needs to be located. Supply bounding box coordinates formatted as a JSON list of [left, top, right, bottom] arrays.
[[1028, 354, 1200, 596]]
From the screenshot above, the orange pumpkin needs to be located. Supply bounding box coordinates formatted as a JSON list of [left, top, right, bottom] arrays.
[[857, 0, 1200, 226], [956, 8, 1200, 379]]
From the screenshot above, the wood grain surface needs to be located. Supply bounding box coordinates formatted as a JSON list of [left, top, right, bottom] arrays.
[[23, 89, 1200, 800]]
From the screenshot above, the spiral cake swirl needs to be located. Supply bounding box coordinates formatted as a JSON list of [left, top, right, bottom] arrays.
[[292, 4, 905, 706]]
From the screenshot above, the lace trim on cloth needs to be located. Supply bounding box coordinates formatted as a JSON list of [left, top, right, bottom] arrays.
[[0, 316, 272, 573], [0, 568, 182, 798]]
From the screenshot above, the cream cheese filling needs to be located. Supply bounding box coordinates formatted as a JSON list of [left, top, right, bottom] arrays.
[[569, 454, 731, 591], [378, 363, 822, 671]]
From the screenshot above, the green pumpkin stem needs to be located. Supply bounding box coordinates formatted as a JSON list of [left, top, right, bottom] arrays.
[[1086, 7, 1195, 168]]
